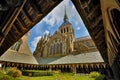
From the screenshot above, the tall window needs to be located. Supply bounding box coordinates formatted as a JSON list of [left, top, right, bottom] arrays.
[[67, 27, 69, 32], [60, 43, 62, 53], [64, 28, 65, 33], [57, 43, 59, 53], [55, 44, 57, 54], [52, 46, 53, 55], [50, 46, 52, 55], [61, 29, 63, 33], [53, 44, 55, 54], [11, 39, 22, 51]]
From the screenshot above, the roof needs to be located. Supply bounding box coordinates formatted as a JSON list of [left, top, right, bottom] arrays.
[[0, 0, 63, 56], [60, 21, 72, 27], [75, 36, 91, 41], [0, 50, 38, 64], [59, 6, 72, 28], [0, 50, 104, 65], [35, 51, 104, 65]]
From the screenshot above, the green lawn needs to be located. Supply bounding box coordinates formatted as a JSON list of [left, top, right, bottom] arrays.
[[16, 73, 95, 80], [0, 68, 105, 80]]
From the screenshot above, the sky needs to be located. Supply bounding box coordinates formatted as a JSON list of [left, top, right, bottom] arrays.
[[28, 0, 90, 53]]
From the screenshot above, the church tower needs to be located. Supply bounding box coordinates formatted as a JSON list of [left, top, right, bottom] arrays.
[[59, 7, 75, 53], [34, 7, 76, 57]]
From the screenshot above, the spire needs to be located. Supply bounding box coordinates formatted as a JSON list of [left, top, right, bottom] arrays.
[[64, 6, 68, 21]]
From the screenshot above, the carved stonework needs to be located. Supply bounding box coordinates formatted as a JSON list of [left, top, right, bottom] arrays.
[[34, 9, 97, 58]]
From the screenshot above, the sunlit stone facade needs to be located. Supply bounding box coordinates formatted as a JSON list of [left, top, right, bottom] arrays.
[[34, 10, 97, 58], [0, 7, 108, 77], [10, 31, 32, 55]]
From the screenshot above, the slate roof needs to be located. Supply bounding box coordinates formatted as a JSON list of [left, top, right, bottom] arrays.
[[60, 20, 72, 27], [35, 51, 104, 65], [75, 36, 91, 41], [0, 50, 38, 64], [0, 50, 104, 65]]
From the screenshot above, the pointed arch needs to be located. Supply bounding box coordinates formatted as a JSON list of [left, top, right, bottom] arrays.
[[53, 44, 55, 54], [50, 46, 52, 55], [110, 9, 120, 40], [60, 43, 62, 53], [56, 43, 59, 53]]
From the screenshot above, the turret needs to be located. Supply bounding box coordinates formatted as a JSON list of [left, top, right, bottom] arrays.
[[64, 6, 68, 22]]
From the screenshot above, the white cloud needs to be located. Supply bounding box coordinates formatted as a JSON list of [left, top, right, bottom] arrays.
[[31, 36, 41, 48], [44, 30, 50, 35], [43, 0, 70, 27], [72, 4, 75, 9], [29, 0, 89, 52], [41, 0, 86, 33], [75, 21, 79, 25], [43, 17, 56, 27], [84, 29, 89, 36], [31, 22, 43, 35], [77, 27, 80, 30]]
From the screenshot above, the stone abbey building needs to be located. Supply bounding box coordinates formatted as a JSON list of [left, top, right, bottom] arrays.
[[32, 10, 111, 75], [33, 10, 97, 58], [0, 9, 110, 76], [0, 0, 119, 79]]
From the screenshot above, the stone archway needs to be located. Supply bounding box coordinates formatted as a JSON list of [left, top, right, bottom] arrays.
[[106, 8, 120, 79], [111, 9, 120, 39]]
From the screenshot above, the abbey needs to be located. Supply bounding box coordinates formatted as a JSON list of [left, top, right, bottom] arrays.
[[34, 9, 97, 58], [0, 8, 109, 76], [0, 0, 119, 79]]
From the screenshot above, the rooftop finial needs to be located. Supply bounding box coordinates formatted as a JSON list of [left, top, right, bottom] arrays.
[[64, 5, 68, 21]]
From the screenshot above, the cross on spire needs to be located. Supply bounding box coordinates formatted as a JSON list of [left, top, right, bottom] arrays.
[[64, 6, 68, 21]]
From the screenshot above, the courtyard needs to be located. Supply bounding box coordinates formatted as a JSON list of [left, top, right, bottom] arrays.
[[0, 68, 105, 80]]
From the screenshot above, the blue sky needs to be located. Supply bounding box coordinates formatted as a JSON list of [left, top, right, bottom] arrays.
[[28, 0, 89, 53]]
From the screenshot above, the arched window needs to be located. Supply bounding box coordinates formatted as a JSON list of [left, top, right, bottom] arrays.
[[61, 29, 63, 33], [11, 43, 15, 50], [55, 44, 57, 54], [53, 44, 55, 54], [52, 46, 53, 55], [11, 39, 22, 51], [67, 27, 69, 32], [50, 46, 52, 55], [56, 43, 59, 53], [16, 40, 22, 51], [64, 28, 65, 33], [60, 43, 62, 53]]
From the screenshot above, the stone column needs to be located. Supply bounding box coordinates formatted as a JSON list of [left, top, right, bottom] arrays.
[[0, 62, 2, 71], [72, 65, 76, 74], [49, 65, 52, 71]]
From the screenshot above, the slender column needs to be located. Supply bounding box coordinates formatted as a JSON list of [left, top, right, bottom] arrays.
[[58, 65, 61, 72], [0, 62, 2, 70], [49, 65, 52, 71], [72, 65, 76, 74]]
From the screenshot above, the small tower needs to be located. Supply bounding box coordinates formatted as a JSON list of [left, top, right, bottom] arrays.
[[58, 7, 75, 54], [64, 6, 68, 22], [59, 7, 74, 35]]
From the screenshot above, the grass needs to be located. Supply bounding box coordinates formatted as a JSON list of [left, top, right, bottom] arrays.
[[1, 68, 105, 80], [22, 70, 51, 72], [22, 70, 53, 76], [16, 73, 95, 80]]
